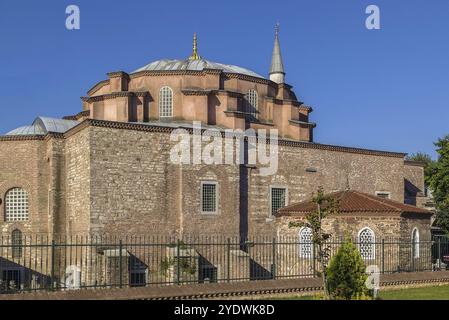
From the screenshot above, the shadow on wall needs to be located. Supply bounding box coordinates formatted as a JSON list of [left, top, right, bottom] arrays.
[[0, 257, 51, 293], [404, 178, 422, 206]]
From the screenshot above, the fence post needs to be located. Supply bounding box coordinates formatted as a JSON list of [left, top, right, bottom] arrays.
[[119, 240, 123, 289], [381, 239, 385, 274], [438, 237, 442, 269], [176, 239, 181, 285], [51, 239, 56, 291], [272, 238, 277, 280], [227, 238, 231, 283], [313, 243, 317, 277]]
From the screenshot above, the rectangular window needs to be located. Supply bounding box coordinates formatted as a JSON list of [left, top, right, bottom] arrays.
[[271, 187, 287, 216], [201, 182, 218, 214], [375, 191, 391, 199]]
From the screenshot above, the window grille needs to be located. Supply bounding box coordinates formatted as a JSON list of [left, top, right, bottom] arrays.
[[5, 188, 29, 222], [202, 183, 217, 213], [299, 227, 313, 259], [358, 228, 375, 260], [159, 86, 173, 118], [271, 187, 287, 216]]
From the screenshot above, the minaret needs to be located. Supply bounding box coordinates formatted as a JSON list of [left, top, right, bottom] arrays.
[[269, 24, 285, 84], [189, 32, 201, 60]]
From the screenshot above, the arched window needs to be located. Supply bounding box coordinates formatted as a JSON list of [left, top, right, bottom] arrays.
[[245, 89, 258, 120], [412, 228, 420, 259], [11, 229, 23, 259], [358, 228, 375, 260], [298, 227, 313, 259], [5, 188, 29, 222], [159, 86, 173, 118]]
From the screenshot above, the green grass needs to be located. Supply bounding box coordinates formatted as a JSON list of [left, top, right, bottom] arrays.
[[379, 285, 449, 300], [270, 285, 449, 300]]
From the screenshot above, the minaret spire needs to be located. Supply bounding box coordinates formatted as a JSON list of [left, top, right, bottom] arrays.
[[269, 23, 285, 84], [189, 32, 201, 60]]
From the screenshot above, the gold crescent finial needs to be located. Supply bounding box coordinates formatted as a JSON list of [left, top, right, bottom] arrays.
[[189, 32, 201, 60]]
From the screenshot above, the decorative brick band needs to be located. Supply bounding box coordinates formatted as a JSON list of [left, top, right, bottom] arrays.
[[63, 110, 90, 121], [222, 72, 271, 85], [107, 71, 130, 80], [87, 80, 109, 96], [181, 89, 211, 96], [81, 91, 148, 103], [0, 119, 407, 158], [0, 135, 45, 142], [289, 120, 317, 128]]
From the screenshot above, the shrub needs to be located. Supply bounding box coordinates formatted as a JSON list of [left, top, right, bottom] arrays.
[[326, 238, 372, 300]]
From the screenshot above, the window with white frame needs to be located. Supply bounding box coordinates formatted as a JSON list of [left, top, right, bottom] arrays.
[[5, 188, 29, 222], [201, 182, 218, 214], [375, 191, 391, 199], [412, 228, 420, 259], [270, 187, 287, 216], [245, 89, 258, 120], [299, 227, 313, 259], [159, 86, 173, 118], [358, 228, 375, 260]]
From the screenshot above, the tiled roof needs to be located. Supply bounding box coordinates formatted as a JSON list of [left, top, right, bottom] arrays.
[[276, 190, 432, 217]]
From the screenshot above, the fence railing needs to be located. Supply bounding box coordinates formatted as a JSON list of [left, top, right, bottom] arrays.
[[0, 234, 448, 294]]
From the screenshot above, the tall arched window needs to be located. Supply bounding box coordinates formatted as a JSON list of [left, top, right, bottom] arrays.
[[245, 89, 258, 120], [412, 228, 420, 259], [159, 86, 173, 118], [298, 227, 313, 259], [358, 227, 375, 260], [5, 188, 29, 222], [11, 229, 23, 259]]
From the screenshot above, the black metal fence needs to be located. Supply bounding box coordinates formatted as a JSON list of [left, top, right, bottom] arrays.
[[0, 234, 448, 294]]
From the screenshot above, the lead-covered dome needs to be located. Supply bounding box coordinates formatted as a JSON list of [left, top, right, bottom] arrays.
[[133, 58, 265, 79]]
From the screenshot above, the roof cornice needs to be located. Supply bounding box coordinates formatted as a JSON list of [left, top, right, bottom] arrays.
[[1, 119, 407, 159], [0, 135, 45, 142], [81, 91, 149, 103]]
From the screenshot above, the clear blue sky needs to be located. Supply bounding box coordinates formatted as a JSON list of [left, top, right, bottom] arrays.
[[0, 0, 448, 158]]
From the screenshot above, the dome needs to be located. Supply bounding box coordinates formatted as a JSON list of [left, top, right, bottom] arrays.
[[5, 117, 79, 136], [6, 125, 46, 136], [133, 58, 265, 79]]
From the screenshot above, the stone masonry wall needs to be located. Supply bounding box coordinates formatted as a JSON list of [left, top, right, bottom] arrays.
[[0, 139, 50, 235]]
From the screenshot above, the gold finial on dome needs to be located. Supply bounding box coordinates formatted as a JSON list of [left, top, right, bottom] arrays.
[[189, 32, 201, 60]]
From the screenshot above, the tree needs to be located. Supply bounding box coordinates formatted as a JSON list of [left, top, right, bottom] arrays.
[[326, 237, 371, 300], [427, 135, 449, 234], [289, 187, 340, 299]]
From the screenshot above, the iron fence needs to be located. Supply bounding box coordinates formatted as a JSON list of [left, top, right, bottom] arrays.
[[0, 234, 447, 294]]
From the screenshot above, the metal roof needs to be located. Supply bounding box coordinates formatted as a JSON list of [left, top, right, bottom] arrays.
[[133, 58, 265, 79], [270, 29, 285, 75], [5, 117, 79, 136]]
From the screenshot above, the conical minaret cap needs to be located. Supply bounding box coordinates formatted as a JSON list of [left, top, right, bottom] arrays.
[[269, 24, 285, 75]]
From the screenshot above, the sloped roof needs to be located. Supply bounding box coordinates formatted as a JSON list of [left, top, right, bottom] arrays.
[[5, 117, 79, 136], [276, 190, 432, 217]]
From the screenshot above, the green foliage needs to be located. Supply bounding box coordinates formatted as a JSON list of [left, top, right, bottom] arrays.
[[326, 238, 371, 300], [427, 135, 449, 234]]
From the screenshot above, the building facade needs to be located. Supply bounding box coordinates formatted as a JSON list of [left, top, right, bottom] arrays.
[[0, 31, 430, 240]]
